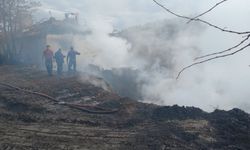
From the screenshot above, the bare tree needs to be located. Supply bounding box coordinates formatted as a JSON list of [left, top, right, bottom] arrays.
[[0, 0, 39, 64], [153, 0, 250, 79]]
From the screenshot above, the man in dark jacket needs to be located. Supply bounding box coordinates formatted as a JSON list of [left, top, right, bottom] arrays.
[[54, 48, 65, 75], [43, 45, 54, 76], [67, 47, 80, 72]]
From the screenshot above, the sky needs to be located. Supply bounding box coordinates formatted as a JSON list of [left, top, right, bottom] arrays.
[[35, 0, 250, 112]]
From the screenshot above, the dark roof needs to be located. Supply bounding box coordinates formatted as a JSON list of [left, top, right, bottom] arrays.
[[21, 17, 91, 37]]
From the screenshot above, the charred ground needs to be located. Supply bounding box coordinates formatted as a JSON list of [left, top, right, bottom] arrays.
[[0, 66, 249, 150]]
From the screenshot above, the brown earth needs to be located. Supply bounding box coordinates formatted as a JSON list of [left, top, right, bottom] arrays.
[[0, 65, 249, 150]]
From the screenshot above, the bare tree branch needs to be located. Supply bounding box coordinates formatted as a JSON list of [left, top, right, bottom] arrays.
[[153, 0, 250, 79], [187, 0, 228, 23], [153, 0, 250, 35], [194, 34, 250, 60], [176, 43, 250, 79]]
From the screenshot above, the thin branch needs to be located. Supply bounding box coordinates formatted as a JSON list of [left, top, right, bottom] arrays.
[[176, 43, 250, 79], [153, 0, 250, 79], [194, 34, 250, 61], [187, 0, 228, 24], [153, 0, 250, 35]]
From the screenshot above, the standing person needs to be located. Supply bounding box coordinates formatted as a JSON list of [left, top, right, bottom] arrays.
[[67, 46, 80, 73], [54, 48, 65, 75], [43, 45, 54, 76]]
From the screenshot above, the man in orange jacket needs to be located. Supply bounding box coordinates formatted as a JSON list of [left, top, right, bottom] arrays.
[[43, 45, 54, 76]]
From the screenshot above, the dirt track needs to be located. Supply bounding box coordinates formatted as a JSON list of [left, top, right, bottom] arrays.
[[0, 66, 250, 150]]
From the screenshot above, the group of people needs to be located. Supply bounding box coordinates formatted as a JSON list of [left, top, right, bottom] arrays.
[[43, 45, 80, 76]]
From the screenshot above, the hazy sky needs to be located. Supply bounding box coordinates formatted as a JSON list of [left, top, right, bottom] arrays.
[[36, 0, 250, 112], [36, 0, 250, 49], [36, 0, 250, 28], [36, 0, 250, 55]]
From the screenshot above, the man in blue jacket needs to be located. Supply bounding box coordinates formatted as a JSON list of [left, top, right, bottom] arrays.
[[67, 47, 80, 73], [54, 48, 65, 75]]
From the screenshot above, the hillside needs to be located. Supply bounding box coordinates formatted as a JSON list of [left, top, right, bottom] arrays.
[[0, 66, 250, 150]]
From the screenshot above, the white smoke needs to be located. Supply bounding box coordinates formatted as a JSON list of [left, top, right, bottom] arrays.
[[79, 17, 133, 69], [36, 0, 250, 113]]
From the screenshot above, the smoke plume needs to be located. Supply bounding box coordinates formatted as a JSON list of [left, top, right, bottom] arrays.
[[36, 0, 250, 113]]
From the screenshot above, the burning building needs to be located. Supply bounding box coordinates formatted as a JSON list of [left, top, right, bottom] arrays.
[[16, 14, 90, 67]]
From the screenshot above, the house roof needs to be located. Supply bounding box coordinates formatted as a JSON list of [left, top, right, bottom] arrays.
[[21, 17, 91, 37]]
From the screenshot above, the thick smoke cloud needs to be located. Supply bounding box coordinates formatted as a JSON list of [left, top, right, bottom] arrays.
[[36, 0, 250, 113]]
